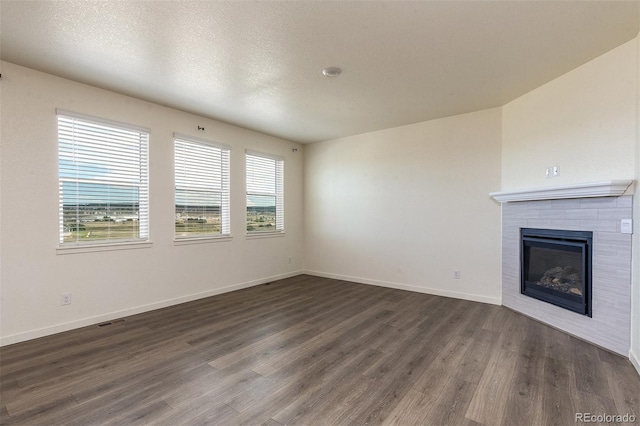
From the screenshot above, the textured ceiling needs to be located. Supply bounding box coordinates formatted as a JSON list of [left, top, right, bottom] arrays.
[[1, 1, 638, 143]]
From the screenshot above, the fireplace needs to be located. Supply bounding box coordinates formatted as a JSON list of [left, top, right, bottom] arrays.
[[495, 184, 632, 355], [520, 228, 592, 317]]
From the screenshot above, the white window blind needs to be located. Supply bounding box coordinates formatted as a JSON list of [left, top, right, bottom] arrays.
[[57, 110, 149, 245], [174, 134, 230, 238], [246, 151, 284, 233]]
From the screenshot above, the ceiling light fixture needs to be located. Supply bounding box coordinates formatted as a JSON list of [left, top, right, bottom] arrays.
[[322, 67, 342, 78]]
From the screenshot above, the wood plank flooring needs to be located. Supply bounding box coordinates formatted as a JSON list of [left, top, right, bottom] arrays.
[[1, 275, 639, 425]]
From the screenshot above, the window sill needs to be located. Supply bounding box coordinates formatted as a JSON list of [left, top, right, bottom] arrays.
[[174, 235, 233, 246], [56, 240, 152, 255], [246, 231, 285, 240]]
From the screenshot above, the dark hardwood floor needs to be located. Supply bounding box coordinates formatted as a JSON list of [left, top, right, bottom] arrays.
[[1, 275, 639, 425]]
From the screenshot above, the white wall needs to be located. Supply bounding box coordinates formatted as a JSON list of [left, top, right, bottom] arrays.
[[632, 20, 640, 373], [502, 39, 637, 190], [304, 108, 502, 304], [0, 61, 304, 345]]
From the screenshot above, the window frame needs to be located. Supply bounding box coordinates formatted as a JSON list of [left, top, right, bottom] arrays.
[[56, 109, 150, 249], [173, 133, 231, 242], [245, 150, 284, 235]]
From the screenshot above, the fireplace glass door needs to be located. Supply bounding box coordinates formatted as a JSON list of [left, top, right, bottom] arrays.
[[521, 228, 592, 316]]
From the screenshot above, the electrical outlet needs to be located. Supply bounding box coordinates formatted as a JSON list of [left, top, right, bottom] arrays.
[[553, 166, 559, 176], [288, 257, 292, 264], [545, 167, 552, 178], [453, 270, 461, 279], [61, 292, 72, 305]]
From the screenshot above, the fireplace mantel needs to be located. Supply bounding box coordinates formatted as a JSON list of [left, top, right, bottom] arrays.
[[490, 180, 634, 203]]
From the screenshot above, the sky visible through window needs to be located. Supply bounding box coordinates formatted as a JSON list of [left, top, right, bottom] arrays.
[[246, 153, 282, 232], [174, 137, 229, 237], [58, 115, 147, 243]]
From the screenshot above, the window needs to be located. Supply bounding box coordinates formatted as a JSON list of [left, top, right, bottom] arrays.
[[57, 110, 149, 245], [246, 151, 284, 233], [174, 134, 230, 238]]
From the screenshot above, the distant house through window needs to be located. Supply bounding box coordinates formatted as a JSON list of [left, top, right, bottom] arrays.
[[174, 134, 230, 238], [246, 151, 284, 233], [57, 110, 149, 245]]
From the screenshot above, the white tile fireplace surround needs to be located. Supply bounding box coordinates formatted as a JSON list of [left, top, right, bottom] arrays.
[[492, 181, 634, 355]]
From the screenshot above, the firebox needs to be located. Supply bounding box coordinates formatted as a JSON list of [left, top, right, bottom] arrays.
[[520, 228, 592, 317]]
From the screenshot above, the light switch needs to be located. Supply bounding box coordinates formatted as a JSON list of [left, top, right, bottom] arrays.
[[621, 219, 633, 234]]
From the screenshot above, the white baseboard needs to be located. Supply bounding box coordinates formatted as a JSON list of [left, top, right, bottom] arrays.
[[630, 349, 640, 377], [0, 270, 303, 347], [303, 269, 502, 306]]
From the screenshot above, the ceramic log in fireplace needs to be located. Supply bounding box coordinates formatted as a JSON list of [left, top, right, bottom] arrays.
[[520, 228, 592, 317]]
